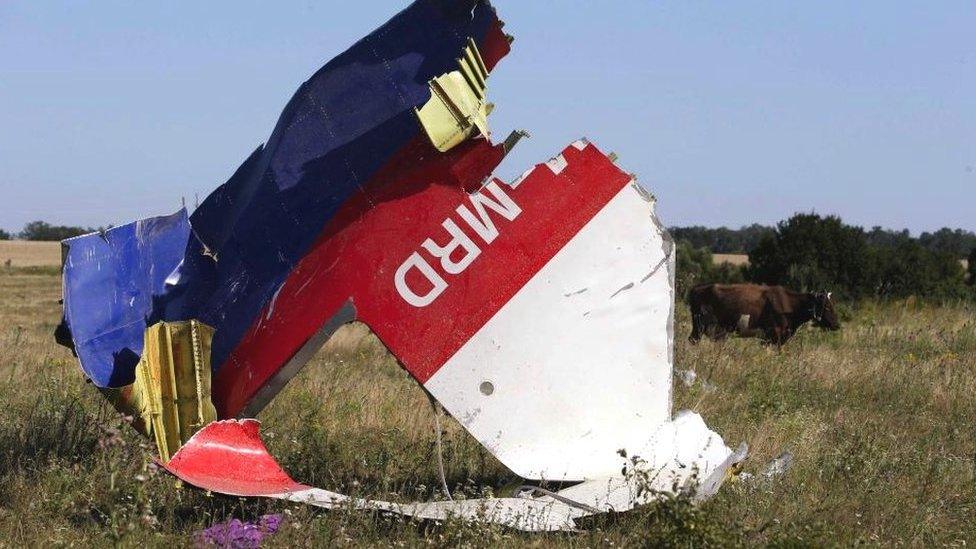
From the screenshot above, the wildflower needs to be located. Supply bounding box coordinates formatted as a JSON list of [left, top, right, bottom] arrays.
[[194, 514, 283, 548]]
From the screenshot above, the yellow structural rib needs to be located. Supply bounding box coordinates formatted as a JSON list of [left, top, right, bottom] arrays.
[[416, 38, 494, 152], [134, 320, 217, 463]]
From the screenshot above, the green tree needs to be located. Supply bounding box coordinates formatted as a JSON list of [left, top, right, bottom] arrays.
[[19, 221, 96, 241], [865, 226, 912, 249], [669, 224, 774, 253], [918, 228, 976, 257], [747, 214, 873, 299], [871, 240, 968, 299], [0, 228, 10, 240], [747, 213, 971, 301]]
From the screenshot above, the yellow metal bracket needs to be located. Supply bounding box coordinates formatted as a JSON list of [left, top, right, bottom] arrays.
[[416, 38, 494, 152], [133, 320, 217, 462]]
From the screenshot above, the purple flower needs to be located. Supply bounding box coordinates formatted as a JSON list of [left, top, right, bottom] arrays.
[[259, 514, 282, 532], [195, 514, 283, 548]]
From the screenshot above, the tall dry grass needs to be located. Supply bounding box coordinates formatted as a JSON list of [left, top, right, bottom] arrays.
[[0, 268, 973, 546]]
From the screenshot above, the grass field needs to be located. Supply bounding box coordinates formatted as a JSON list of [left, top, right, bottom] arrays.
[[1, 266, 974, 546]]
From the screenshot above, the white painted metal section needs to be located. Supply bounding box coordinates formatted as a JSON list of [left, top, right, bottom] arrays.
[[281, 489, 584, 532], [543, 412, 739, 510], [424, 182, 676, 480]]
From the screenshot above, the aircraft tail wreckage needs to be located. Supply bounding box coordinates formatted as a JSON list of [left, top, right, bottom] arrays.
[[57, 0, 745, 532]]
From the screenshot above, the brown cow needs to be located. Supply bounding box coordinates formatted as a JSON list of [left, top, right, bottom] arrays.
[[688, 283, 839, 345]]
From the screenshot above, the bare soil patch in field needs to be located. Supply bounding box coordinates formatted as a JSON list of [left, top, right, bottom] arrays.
[[711, 254, 971, 274], [0, 241, 60, 267], [713, 253, 749, 266]]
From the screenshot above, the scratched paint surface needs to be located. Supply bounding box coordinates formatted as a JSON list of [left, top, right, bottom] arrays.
[[61, 211, 190, 387], [215, 139, 677, 479], [422, 158, 676, 480], [57, 0, 734, 502], [58, 0, 511, 395]]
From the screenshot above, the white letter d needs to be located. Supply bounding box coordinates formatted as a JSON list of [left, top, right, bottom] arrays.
[[394, 252, 447, 307]]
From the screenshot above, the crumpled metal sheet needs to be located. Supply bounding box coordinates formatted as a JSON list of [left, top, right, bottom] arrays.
[[135, 321, 217, 462], [165, 420, 580, 532], [399, 140, 676, 480], [56, 0, 744, 532], [166, 413, 737, 532], [204, 138, 677, 481], [61, 211, 190, 387], [57, 0, 512, 402]]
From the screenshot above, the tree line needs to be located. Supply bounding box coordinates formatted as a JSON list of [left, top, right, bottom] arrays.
[[3, 217, 973, 300], [675, 214, 975, 301], [671, 223, 976, 258], [0, 221, 104, 241]]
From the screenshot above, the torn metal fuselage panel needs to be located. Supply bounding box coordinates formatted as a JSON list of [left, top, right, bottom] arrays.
[[56, 0, 741, 532], [164, 419, 582, 532], [218, 138, 682, 482], [60, 211, 191, 388], [57, 0, 513, 411], [164, 413, 739, 532], [160, 136, 743, 522]]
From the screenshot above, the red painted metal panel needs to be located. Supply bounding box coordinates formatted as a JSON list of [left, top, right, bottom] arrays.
[[213, 139, 630, 418], [165, 420, 305, 497]]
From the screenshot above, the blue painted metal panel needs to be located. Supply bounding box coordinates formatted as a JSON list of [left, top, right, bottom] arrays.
[[61, 211, 190, 387], [59, 0, 506, 389]]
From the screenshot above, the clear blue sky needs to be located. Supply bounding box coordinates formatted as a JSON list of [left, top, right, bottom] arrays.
[[1, 1, 973, 234]]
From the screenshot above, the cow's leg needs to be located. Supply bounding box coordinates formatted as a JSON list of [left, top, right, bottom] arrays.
[[764, 321, 793, 349], [773, 328, 786, 349], [689, 312, 703, 343], [779, 326, 795, 346]]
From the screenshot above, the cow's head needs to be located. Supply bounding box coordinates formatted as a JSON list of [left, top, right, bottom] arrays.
[[811, 291, 840, 330]]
